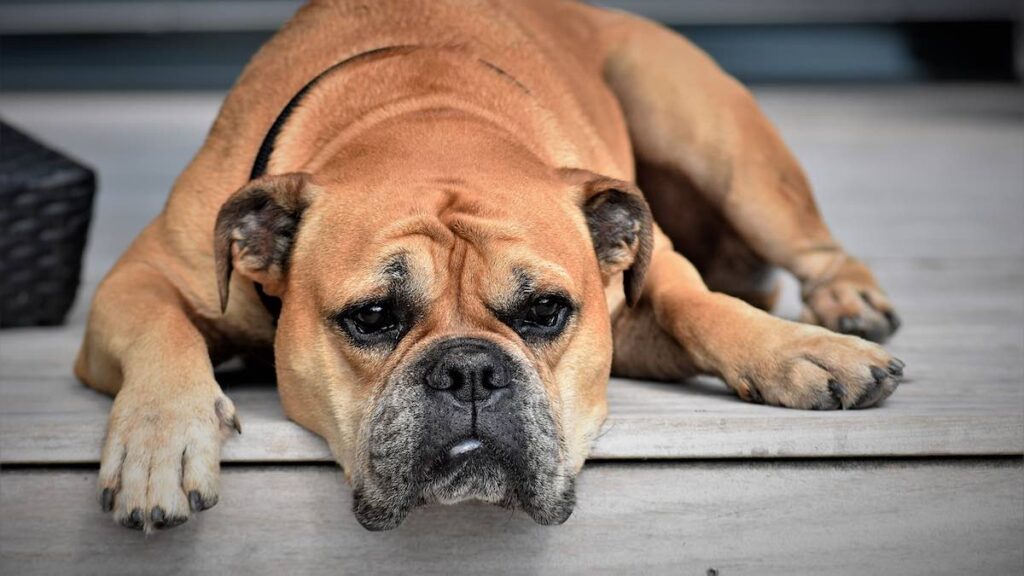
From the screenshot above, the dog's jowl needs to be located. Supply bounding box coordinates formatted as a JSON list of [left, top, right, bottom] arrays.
[[76, 0, 903, 532]]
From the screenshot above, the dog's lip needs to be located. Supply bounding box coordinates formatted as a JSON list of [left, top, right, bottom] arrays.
[[448, 438, 483, 459], [418, 437, 493, 481], [437, 437, 486, 472]]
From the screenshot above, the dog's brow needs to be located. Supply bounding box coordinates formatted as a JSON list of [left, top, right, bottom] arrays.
[[383, 216, 455, 245], [513, 268, 536, 295], [377, 253, 427, 310], [381, 255, 409, 280], [501, 264, 574, 305]]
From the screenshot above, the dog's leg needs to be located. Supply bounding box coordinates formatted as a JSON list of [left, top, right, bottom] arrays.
[[601, 15, 899, 342], [613, 235, 903, 409], [76, 258, 239, 532]]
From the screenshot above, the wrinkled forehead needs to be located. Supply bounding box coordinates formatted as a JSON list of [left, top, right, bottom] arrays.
[[299, 184, 592, 309]]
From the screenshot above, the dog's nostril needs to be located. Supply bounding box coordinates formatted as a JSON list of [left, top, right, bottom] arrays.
[[426, 366, 450, 391], [482, 365, 509, 389], [447, 367, 464, 391]]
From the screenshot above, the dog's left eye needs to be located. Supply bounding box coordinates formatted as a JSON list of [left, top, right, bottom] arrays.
[[336, 300, 405, 347], [505, 294, 573, 342], [527, 296, 563, 327], [351, 303, 396, 333]]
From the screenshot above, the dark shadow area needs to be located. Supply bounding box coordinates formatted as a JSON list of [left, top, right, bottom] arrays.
[[0, 21, 1018, 90], [214, 353, 277, 389], [903, 21, 1016, 81]]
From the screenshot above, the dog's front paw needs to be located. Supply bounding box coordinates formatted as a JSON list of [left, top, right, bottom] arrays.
[[97, 384, 240, 532], [727, 325, 904, 410], [800, 256, 900, 343]]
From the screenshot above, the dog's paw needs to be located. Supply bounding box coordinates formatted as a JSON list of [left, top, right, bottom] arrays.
[[727, 325, 904, 410], [799, 257, 900, 343], [97, 385, 240, 533]]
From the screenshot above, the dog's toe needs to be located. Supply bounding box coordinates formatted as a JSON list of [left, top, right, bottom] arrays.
[[188, 490, 219, 512], [120, 508, 145, 530], [803, 282, 899, 343]]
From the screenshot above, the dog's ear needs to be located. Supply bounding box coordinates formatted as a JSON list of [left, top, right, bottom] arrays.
[[213, 173, 316, 313], [564, 169, 654, 307]]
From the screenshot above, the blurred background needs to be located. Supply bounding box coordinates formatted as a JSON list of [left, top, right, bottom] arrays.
[[0, 0, 1021, 88]]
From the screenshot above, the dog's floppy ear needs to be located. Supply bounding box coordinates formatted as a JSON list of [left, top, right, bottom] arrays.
[[564, 169, 654, 307], [213, 172, 316, 313]]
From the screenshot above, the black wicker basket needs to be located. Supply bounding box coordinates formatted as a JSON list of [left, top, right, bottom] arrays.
[[0, 121, 96, 328]]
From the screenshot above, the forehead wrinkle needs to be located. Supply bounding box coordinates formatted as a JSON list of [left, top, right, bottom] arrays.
[[446, 213, 525, 246], [380, 214, 456, 247]]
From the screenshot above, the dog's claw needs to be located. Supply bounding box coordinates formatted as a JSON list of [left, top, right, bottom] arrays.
[[888, 359, 905, 377], [870, 366, 888, 383], [151, 506, 166, 528], [215, 397, 242, 434], [188, 490, 217, 512], [100, 488, 114, 512], [121, 508, 145, 530], [827, 379, 846, 410], [189, 490, 203, 512], [884, 310, 902, 333]]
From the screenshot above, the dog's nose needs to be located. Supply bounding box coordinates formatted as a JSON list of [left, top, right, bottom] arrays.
[[425, 339, 510, 403]]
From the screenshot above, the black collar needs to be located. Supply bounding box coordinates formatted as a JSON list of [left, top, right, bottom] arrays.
[[249, 45, 418, 181]]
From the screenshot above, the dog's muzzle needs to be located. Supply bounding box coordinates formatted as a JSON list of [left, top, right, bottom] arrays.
[[352, 337, 575, 530]]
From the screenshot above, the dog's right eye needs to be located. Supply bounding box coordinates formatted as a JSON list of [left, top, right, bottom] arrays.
[[335, 300, 407, 347]]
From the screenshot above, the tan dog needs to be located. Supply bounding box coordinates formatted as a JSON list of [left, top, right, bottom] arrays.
[[76, 0, 903, 532]]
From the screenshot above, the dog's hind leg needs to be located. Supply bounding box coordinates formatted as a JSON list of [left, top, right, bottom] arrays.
[[610, 232, 903, 409], [75, 249, 239, 533], [597, 13, 900, 343]]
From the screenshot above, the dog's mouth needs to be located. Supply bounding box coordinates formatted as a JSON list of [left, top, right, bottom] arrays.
[[353, 436, 576, 531], [351, 339, 575, 531], [418, 437, 512, 505]]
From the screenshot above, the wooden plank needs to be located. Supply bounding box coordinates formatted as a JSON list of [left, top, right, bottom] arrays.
[[1, 461, 1021, 575], [1, 384, 1019, 463]]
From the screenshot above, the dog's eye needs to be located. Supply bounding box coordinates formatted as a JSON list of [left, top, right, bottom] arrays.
[[505, 294, 573, 342], [527, 297, 562, 327], [352, 303, 396, 334], [335, 300, 406, 347]]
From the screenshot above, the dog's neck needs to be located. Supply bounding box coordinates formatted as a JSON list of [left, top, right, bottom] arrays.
[[255, 45, 583, 180]]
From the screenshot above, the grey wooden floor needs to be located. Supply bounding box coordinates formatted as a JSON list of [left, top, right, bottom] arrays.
[[1, 86, 1023, 575]]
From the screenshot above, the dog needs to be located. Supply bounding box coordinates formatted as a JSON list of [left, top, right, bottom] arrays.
[[76, 0, 904, 532]]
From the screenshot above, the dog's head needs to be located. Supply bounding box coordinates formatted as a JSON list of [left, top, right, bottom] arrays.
[[213, 131, 651, 530]]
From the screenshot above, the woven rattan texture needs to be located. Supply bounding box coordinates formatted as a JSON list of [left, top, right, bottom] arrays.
[[0, 121, 95, 327]]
